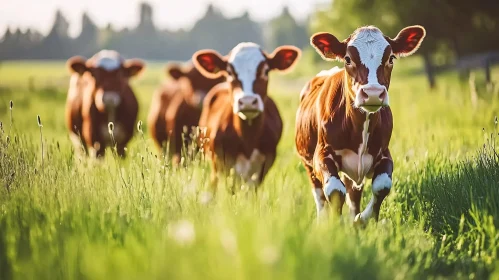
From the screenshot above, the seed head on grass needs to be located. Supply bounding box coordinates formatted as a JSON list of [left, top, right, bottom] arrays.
[[9, 100, 13, 132], [137, 120, 143, 134], [108, 122, 117, 154], [37, 115, 44, 166], [108, 122, 114, 135]]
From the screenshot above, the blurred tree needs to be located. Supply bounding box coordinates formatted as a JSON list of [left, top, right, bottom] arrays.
[[265, 6, 308, 51], [37, 10, 72, 59], [72, 12, 99, 57]]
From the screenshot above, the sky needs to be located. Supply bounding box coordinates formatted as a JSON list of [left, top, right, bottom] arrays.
[[0, 0, 329, 37]]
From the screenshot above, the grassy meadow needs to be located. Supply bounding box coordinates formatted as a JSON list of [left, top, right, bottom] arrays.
[[0, 57, 499, 279]]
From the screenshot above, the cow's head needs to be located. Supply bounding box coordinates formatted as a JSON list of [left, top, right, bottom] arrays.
[[192, 43, 300, 121], [311, 25, 425, 113], [167, 62, 225, 108], [66, 50, 144, 118]]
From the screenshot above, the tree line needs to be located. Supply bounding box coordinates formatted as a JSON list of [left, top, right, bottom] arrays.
[[0, 3, 309, 61]]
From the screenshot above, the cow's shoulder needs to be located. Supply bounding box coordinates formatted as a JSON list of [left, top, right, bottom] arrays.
[[203, 82, 231, 112]]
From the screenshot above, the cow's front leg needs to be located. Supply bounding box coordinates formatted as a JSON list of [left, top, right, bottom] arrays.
[[355, 149, 393, 224], [343, 175, 363, 220], [314, 148, 345, 216]]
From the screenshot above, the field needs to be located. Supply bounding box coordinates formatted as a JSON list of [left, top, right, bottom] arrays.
[[1, 58, 499, 280]]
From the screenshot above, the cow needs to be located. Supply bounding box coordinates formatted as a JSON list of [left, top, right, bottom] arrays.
[[295, 25, 425, 224], [147, 62, 224, 164], [192, 42, 301, 191], [65, 50, 145, 158]]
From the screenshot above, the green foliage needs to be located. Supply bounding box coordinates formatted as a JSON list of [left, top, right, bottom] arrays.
[[0, 62, 499, 279], [311, 0, 499, 57]]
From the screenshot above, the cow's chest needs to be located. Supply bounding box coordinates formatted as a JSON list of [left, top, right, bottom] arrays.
[[234, 149, 266, 182], [332, 117, 379, 185], [334, 149, 374, 184]]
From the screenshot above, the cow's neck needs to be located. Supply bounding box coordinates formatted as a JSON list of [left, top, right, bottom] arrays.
[[233, 113, 264, 155], [342, 75, 381, 151]]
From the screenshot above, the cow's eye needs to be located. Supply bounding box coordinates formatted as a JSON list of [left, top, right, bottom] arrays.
[[345, 56, 352, 65], [389, 55, 396, 65]]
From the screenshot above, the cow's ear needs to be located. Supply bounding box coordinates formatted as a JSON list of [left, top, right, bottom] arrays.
[[67, 56, 87, 75], [166, 63, 185, 80], [386, 25, 426, 57], [192, 50, 227, 79], [267, 45, 301, 72], [123, 59, 145, 78], [310, 32, 348, 61]]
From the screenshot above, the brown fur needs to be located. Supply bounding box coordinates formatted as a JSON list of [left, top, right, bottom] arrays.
[[298, 25, 425, 222], [193, 43, 301, 191], [65, 50, 145, 158], [147, 63, 224, 163]]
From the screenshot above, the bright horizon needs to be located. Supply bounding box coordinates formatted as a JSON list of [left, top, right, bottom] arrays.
[[0, 0, 329, 37]]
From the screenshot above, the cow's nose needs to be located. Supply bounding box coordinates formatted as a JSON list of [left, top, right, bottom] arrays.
[[362, 84, 386, 100], [102, 92, 121, 108], [237, 96, 260, 111], [360, 84, 387, 103]]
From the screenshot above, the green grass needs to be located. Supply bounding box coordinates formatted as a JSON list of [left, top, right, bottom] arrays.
[[0, 58, 499, 279]]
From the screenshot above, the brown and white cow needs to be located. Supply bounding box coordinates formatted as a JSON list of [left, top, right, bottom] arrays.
[[147, 62, 224, 163], [65, 50, 145, 158], [192, 42, 300, 190], [295, 25, 425, 224]]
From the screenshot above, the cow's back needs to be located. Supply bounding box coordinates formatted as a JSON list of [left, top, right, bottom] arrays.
[[295, 70, 344, 163]]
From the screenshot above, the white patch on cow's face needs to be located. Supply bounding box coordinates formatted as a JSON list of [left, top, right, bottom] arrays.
[[229, 43, 266, 119], [93, 50, 123, 71], [348, 29, 389, 85], [349, 28, 390, 112]]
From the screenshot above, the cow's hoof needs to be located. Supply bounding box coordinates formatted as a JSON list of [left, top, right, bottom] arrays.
[[353, 213, 366, 228]]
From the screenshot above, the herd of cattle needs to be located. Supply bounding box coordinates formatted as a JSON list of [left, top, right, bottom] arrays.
[[64, 25, 426, 224]]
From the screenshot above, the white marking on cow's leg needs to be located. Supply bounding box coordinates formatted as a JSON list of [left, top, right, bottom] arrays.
[[355, 173, 392, 224], [323, 176, 345, 216], [323, 176, 346, 197], [371, 173, 392, 193], [312, 188, 324, 218]]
